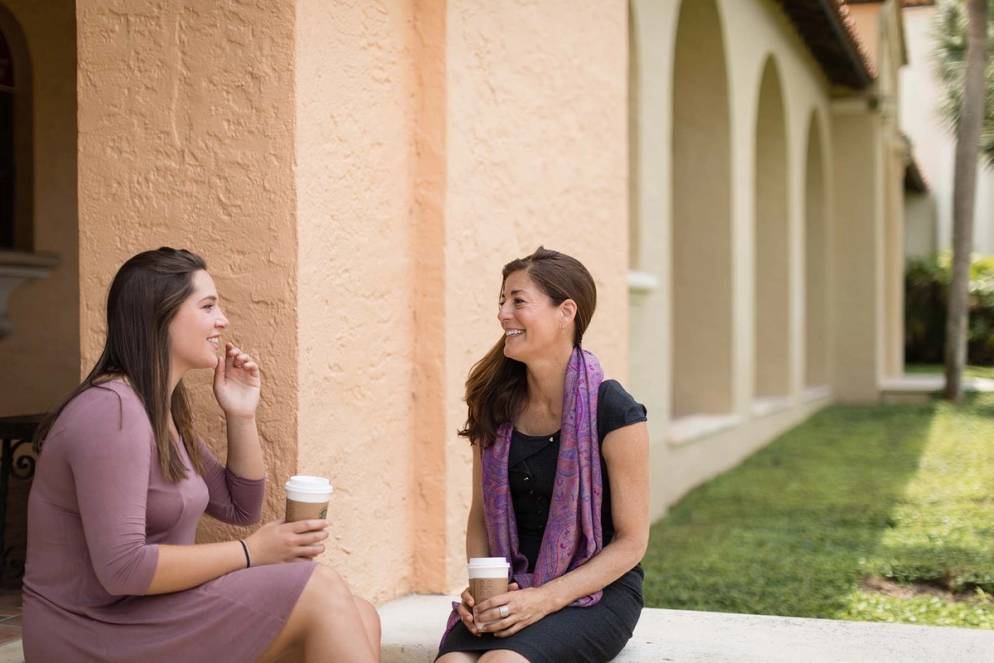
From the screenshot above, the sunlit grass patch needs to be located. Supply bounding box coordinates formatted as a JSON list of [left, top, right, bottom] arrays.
[[643, 395, 994, 628]]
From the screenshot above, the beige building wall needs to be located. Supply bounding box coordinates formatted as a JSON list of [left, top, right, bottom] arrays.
[[905, 191, 938, 257], [628, 0, 678, 519], [630, 0, 846, 520], [0, 0, 78, 417], [848, 0, 907, 380], [832, 105, 885, 401]]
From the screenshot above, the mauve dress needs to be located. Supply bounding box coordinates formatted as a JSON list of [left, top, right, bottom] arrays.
[[22, 381, 316, 662]]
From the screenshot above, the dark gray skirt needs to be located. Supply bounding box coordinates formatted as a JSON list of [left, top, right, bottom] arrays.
[[436, 566, 644, 663]]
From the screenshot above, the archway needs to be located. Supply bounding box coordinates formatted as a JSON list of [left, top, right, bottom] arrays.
[[670, 0, 733, 418]]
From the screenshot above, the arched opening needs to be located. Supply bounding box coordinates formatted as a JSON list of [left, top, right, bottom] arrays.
[[753, 57, 790, 399], [671, 0, 732, 418], [0, 6, 32, 251], [804, 112, 829, 388]]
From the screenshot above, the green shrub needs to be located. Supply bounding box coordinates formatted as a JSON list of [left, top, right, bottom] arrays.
[[905, 254, 994, 365]]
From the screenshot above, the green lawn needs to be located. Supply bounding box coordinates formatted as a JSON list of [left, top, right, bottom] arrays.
[[642, 394, 994, 628], [905, 364, 994, 380]]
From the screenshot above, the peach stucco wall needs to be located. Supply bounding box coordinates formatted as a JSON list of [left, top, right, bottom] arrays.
[[294, 0, 420, 601], [76, 0, 299, 543], [294, 0, 628, 599], [73, 0, 627, 602], [0, 0, 78, 417]]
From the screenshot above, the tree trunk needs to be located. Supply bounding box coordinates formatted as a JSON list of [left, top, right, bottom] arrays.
[[944, 0, 989, 402]]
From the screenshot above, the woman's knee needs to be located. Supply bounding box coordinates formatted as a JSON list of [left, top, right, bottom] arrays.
[[256, 567, 353, 661], [436, 653, 479, 663], [478, 651, 529, 663], [310, 563, 344, 588], [300, 565, 354, 615], [353, 596, 381, 635]]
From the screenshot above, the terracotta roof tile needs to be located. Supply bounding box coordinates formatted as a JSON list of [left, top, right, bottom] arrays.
[[774, 0, 876, 89], [847, 0, 934, 6]]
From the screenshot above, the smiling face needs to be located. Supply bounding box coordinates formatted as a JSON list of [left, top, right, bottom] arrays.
[[167, 269, 229, 375], [498, 269, 575, 363]]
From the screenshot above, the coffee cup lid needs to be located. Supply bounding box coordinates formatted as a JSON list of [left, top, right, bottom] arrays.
[[285, 475, 333, 494], [468, 557, 510, 568]]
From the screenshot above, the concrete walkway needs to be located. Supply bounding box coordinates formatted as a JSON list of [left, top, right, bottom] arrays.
[[379, 594, 994, 662], [880, 373, 994, 403]]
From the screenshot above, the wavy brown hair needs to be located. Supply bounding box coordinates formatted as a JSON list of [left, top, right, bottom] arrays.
[[34, 247, 207, 482], [458, 246, 597, 447]]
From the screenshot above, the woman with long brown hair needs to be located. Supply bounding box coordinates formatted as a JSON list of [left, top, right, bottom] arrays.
[[23, 248, 379, 662], [436, 247, 650, 663]]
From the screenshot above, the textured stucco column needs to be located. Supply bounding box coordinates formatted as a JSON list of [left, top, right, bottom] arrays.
[[831, 101, 884, 401], [294, 0, 426, 601], [411, 0, 450, 595], [77, 0, 299, 542]]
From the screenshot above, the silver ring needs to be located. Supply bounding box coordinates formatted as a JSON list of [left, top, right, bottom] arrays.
[[499, 605, 509, 618]]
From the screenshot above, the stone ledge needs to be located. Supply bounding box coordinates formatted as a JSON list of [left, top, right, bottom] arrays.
[[750, 395, 794, 418], [879, 374, 994, 404], [378, 594, 994, 662], [0, 640, 22, 663], [666, 414, 744, 447], [879, 374, 994, 400], [5, 595, 992, 662]]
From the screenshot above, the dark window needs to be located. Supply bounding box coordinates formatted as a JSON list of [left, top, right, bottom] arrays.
[[0, 28, 13, 249]]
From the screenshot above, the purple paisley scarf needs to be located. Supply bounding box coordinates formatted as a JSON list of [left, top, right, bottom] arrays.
[[442, 347, 605, 641]]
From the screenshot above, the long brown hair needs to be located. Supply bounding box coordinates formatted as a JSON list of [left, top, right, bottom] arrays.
[[458, 246, 597, 447], [34, 247, 207, 481]]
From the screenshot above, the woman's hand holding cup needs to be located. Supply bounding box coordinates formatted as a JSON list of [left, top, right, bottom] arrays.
[[244, 519, 329, 566], [457, 581, 521, 636], [456, 587, 480, 636]]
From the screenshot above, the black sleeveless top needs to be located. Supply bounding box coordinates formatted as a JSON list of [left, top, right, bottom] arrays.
[[508, 379, 647, 572]]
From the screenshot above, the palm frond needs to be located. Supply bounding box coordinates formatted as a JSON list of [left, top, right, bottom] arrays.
[[932, 0, 994, 168]]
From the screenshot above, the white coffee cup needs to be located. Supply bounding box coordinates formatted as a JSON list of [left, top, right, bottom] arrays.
[[284, 475, 333, 522], [468, 557, 510, 604]]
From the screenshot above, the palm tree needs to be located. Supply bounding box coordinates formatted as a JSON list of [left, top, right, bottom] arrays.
[[935, 0, 990, 401], [934, 0, 994, 168]]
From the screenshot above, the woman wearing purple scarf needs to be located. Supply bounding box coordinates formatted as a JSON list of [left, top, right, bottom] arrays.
[[436, 247, 650, 663]]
